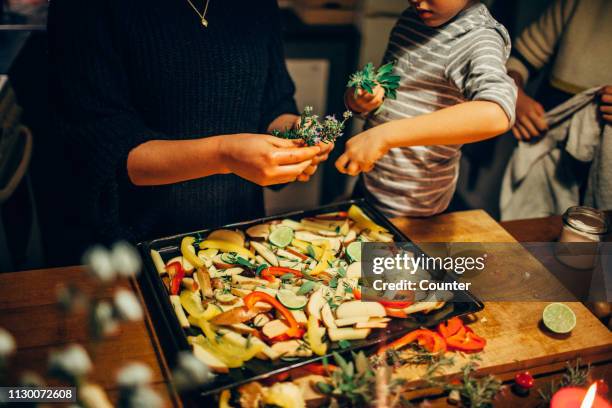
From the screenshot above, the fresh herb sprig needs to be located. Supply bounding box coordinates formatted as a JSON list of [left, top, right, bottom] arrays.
[[440, 359, 502, 408], [537, 359, 591, 405], [347, 62, 401, 100], [272, 106, 352, 146]]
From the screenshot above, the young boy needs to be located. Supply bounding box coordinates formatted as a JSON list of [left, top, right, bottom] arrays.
[[337, 0, 517, 217]]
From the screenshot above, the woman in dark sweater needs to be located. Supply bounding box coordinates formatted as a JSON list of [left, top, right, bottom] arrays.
[[47, 0, 327, 259]]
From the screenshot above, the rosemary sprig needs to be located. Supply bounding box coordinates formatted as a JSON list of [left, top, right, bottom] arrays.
[[347, 62, 401, 100], [537, 359, 591, 404], [441, 359, 502, 408], [272, 106, 352, 146]]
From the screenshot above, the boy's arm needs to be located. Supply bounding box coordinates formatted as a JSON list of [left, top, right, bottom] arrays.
[[336, 101, 509, 175]]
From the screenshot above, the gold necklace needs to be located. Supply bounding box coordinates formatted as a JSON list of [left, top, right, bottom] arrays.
[[186, 0, 210, 27]]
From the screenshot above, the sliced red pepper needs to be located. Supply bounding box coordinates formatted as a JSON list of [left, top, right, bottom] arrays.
[[304, 363, 338, 376], [385, 307, 408, 319], [244, 292, 302, 338], [167, 261, 185, 295], [438, 317, 464, 338], [260, 267, 303, 282], [377, 329, 438, 355], [446, 327, 486, 352]]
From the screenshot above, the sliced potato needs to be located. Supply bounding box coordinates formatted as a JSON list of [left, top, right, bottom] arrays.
[[169, 295, 190, 328], [150, 249, 166, 275], [232, 275, 269, 287], [346, 262, 361, 279], [321, 303, 337, 329], [355, 322, 388, 329], [328, 327, 371, 341], [231, 287, 252, 298], [290, 309, 308, 325], [307, 288, 326, 321], [335, 301, 386, 319], [271, 340, 312, 358], [253, 313, 271, 328], [262, 319, 289, 338], [246, 223, 271, 239], [229, 323, 256, 335], [251, 241, 279, 266], [335, 316, 369, 327], [208, 229, 245, 247], [342, 229, 357, 245], [192, 342, 229, 373]]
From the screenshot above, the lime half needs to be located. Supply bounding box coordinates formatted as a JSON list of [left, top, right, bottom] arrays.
[[276, 289, 308, 310], [543, 303, 576, 334], [269, 226, 294, 248], [346, 241, 362, 262]]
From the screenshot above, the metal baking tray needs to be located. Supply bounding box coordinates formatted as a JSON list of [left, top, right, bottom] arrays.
[[137, 198, 484, 397]]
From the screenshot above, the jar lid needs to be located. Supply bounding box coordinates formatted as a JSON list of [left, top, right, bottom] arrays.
[[563, 206, 609, 235]]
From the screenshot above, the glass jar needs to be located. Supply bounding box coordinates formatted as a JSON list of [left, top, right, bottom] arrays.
[[556, 206, 609, 269]]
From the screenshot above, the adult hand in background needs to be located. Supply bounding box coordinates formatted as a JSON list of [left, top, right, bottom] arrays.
[[599, 85, 612, 124], [345, 84, 385, 114], [220, 134, 320, 186], [512, 87, 548, 141]]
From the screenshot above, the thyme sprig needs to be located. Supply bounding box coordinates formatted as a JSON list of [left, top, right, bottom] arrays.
[[272, 106, 352, 146], [347, 62, 401, 100], [440, 359, 502, 408]]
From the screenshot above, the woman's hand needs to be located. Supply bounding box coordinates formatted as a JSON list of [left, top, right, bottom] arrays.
[[600, 85, 612, 124], [345, 84, 385, 114], [335, 129, 389, 176], [512, 87, 548, 141], [297, 141, 334, 182], [219, 134, 320, 186]]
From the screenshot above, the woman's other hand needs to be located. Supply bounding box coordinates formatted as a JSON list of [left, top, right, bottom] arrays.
[[599, 85, 612, 124], [220, 134, 320, 186], [512, 87, 548, 141], [345, 84, 385, 114], [297, 141, 335, 182], [335, 129, 389, 176]]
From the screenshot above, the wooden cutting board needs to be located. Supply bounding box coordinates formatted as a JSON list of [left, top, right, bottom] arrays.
[[390, 210, 612, 385]]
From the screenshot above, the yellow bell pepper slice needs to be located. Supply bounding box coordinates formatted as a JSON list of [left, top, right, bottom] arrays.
[[348, 205, 388, 233], [179, 290, 205, 318], [291, 239, 324, 259], [219, 390, 233, 408], [181, 236, 204, 268], [307, 315, 327, 356], [309, 242, 332, 276], [199, 240, 254, 259]]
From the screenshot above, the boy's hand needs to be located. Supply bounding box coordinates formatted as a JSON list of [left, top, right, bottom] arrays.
[[335, 129, 388, 176], [600, 85, 612, 124], [345, 84, 385, 114], [512, 87, 548, 141]]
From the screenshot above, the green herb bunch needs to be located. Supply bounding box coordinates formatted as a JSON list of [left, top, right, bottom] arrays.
[[537, 359, 591, 405], [271, 106, 352, 146], [347, 62, 401, 100], [442, 361, 503, 408]]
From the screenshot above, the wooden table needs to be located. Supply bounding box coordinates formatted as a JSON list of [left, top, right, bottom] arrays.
[[0, 210, 610, 407]]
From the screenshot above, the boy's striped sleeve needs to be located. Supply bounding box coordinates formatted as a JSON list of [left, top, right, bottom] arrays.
[[507, 0, 578, 84]]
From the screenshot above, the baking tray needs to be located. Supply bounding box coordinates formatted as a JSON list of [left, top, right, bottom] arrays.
[[137, 198, 484, 397]]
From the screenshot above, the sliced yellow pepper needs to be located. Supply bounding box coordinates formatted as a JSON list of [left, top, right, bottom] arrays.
[[291, 239, 323, 259], [309, 242, 332, 276], [181, 236, 204, 268], [179, 290, 205, 318], [199, 239, 254, 259], [307, 315, 327, 356], [219, 390, 232, 408], [348, 205, 388, 233]]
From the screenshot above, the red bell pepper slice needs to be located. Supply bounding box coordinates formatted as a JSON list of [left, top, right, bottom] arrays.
[[167, 261, 185, 295], [260, 267, 303, 282], [304, 363, 338, 376], [244, 292, 302, 338], [385, 307, 408, 319], [438, 317, 464, 338], [446, 327, 486, 352], [377, 329, 440, 355]]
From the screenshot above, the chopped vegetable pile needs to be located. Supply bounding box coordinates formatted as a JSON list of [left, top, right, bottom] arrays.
[[151, 205, 449, 375]]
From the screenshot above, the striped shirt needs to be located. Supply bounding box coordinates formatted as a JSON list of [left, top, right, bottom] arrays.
[[362, 3, 517, 217]]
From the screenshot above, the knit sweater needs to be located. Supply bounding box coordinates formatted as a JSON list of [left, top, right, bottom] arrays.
[[47, 0, 298, 245], [507, 0, 612, 94]]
